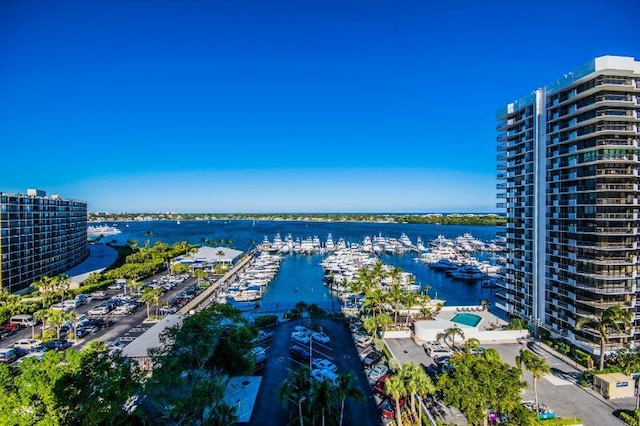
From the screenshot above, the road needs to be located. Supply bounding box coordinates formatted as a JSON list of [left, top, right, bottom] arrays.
[[385, 337, 631, 426]]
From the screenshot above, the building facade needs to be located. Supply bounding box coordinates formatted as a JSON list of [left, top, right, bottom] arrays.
[[496, 56, 640, 355], [0, 189, 88, 293]]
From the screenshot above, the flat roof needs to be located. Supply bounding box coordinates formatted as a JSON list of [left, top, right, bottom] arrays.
[[176, 246, 244, 264], [121, 314, 183, 359], [223, 376, 262, 423]]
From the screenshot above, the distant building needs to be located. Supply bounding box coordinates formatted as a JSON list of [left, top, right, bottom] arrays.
[[496, 56, 640, 355], [0, 189, 88, 293], [175, 246, 244, 269]]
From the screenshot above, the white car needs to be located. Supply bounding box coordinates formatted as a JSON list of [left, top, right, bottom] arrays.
[[50, 303, 72, 312], [311, 368, 339, 385], [87, 306, 111, 316], [14, 339, 42, 351], [312, 358, 337, 373], [112, 305, 132, 315], [291, 331, 310, 344], [294, 326, 310, 334], [368, 364, 389, 381], [312, 332, 330, 344], [355, 335, 373, 348]]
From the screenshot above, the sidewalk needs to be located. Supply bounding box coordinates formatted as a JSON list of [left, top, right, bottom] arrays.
[[64, 243, 119, 286]]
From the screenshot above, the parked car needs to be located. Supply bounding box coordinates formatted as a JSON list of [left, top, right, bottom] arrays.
[[0, 348, 17, 364], [90, 291, 109, 300], [311, 332, 330, 344], [15, 352, 45, 364], [294, 326, 310, 334], [355, 335, 373, 348], [14, 339, 42, 352], [113, 305, 133, 315], [253, 329, 274, 344], [373, 375, 391, 396], [369, 364, 389, 381], [0, 328, 16, 340], [41, 339, 72, 352], [50, 303, 72, 312], [425, 344, 452, 358], [312, 358, 337, 372], [311, 368, 339, 385], [9, 315, 37, 327], [87, 306, 111, 316], [362, 351, 383, 369], [75, 294, 89, 304], [379, 397, 406, 419], [291, 331, 311, 344], [76, 325, 100, 338], [250, 346, 267, 365], [289, 345, 311, 363]]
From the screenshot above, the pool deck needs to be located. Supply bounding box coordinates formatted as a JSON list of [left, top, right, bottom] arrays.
[[436, 307, 508, 331]]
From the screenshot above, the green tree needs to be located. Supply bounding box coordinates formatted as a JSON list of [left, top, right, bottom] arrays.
[[439, 325, 465, 350], [575, 305, 633, 371], [438, 352, 526, 426], [194, 268, 208, 286], [32, 275, 56, 309], [142, 288, 162, 319], [335, 372, 365, 426], [516, 349, 551, 411], [464, 338, 481, 354], [145, 230, 153, 248], [402, 363, 435, 422], [279, 366, 312, 426], [308, 379, 336, 426], [385, 374, 406, 426], [54, 274, 71, 301], [146, 306, 243, 423], [173, 262, 190, 275]]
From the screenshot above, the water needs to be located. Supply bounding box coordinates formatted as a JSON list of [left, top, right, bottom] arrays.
[[96, 220, 503, 317]]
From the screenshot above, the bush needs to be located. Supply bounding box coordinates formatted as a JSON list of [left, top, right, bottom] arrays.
[[537, 418, 583, 426], [621, 412, 638, 426], [254, 315, 278, 328]]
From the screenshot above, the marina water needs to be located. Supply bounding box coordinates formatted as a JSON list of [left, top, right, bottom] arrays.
[[99, 220, 503, 317]]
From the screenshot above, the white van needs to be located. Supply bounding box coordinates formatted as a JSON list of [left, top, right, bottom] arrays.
[[9, 315, 37, 327]]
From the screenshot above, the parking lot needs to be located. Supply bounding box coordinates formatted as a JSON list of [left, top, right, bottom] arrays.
[[0, 272, 199, 354], [249, 318, 382, 425]]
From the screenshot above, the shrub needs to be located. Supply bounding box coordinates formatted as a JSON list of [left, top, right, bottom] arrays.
[[254, 315, 278, 328], [620, 411, 638, 426]]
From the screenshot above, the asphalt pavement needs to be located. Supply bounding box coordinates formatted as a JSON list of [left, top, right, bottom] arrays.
[[248, 318, 382, 426]]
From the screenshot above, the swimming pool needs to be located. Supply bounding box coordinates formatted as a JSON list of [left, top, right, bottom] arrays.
[[451, 313, 482, 327]]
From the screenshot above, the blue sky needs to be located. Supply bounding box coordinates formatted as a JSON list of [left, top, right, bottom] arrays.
[[1, 0, 638, 213]]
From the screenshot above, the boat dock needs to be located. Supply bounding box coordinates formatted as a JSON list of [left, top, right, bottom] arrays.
[[178, 252, 256, 314]]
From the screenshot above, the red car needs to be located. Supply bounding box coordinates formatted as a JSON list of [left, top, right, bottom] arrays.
[[373, 375, 389, 396], [378, 397, 406, 419]]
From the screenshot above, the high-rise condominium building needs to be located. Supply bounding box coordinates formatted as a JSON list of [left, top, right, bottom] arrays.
[[496, 56, 640, 355], [0, 189, 88, 293]]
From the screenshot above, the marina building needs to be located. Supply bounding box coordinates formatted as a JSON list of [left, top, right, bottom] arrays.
[[496, 56, 640, 355], [0, 189, 88, 293]]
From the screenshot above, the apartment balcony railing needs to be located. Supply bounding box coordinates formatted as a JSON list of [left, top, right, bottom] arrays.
[[596, 94, 635, 103], [596, 183, 638, 191], [596, 198, 638, 205], [596, 138, 639, 147], [577, 271, 635, 280], [596, 168, 638, 177], [595, 213, 638, 220]]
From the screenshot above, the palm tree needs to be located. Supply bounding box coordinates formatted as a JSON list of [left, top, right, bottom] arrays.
[[55, 274, 71, 300], [32, 275, 55, 309], [308, 379, 336, 426], [279, 366, 312, 426], [335, 372, 365, 426], [439, 325, 465, 350], [33, 309, 48, 339], [516, 349, 550, 411], [194, 269, 208, 286], [47, 309, 66, 340], [142, 288, 162, 319], [385, 374, 406, 426], [145, 230, 153, 248], [127, 239, 139, 251], [403, 291, 420, 326], [479, 298, 489, 311], [402, 363, 435, 423], [575, 305, 633, 370], [464, 337, 481, 354], [388, 282, 405, 326]]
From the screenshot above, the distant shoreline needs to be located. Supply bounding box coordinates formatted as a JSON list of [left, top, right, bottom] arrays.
[[88, 213, 505, 226]]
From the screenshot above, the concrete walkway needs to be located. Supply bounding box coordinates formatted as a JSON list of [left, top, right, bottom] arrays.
[[64, 243, 119, 285]]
